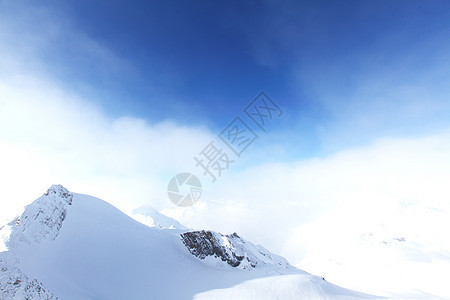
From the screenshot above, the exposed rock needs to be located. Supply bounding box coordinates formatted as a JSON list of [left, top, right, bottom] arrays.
[[0, 259, 57, 299], [180, 230, 292, 270]]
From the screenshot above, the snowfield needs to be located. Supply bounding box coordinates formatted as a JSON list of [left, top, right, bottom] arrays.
[[0, 185, 382, 299], [194, 274, 380, 300]]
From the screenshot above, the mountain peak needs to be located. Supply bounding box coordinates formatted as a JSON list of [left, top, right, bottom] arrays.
[[43, 185, 72, 201], [5, 185, 73, 246]]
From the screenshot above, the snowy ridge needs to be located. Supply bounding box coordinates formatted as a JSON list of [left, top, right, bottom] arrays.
[[0, 185, 70, 299], [181, 230, 292, 270]]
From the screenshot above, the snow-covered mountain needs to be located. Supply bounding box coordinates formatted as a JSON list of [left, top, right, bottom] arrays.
[[0, 185, 381, 299], [131, 205, 186, 229]]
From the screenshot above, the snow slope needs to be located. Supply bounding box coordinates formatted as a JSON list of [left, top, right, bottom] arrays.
[[195, 274, 380, 300], [1, 185, 381, 299]]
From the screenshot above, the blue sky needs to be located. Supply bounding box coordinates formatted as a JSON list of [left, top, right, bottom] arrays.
[[0, 0, 449, 207], [4, 0, 449, 160]]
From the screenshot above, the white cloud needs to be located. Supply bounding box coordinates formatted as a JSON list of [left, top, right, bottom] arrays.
[[0, 74, 215, 222], [0, 3, 214, 222], [162, 132, 450, 297]]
